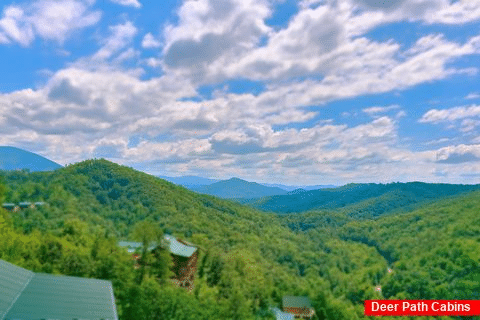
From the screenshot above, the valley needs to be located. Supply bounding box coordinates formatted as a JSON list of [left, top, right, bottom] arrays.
[[1, 159, 479, 319]]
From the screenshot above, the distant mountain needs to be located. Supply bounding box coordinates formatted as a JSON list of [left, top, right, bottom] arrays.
[[244, 182, 480, 215], [260, 183, 337, 191], [0, 146, 62, 172], [192, 177, 289, 199], [157, 175, 219, 188]]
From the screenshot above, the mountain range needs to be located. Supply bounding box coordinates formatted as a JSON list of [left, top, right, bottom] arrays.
[[190, 177, 289, 199], [241, 182, 480, 216], [0, 146, 62, 172], [1, 158, 479, 319], [158, 174, 336, 198]]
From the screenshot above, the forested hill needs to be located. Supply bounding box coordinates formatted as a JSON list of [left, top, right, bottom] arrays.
[[0, 159, 364, 319], [1, 159, 479, 320], [282, 190, 480, 304], [242, 182, 480, 216], [1, 159, 290, 238], [192, 177, 288, 199]]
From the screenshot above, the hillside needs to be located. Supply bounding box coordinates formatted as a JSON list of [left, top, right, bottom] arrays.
[[0, 160, 361, 319], [285, 190, 480, 304], [0, 146, 62, 172], [244, 182, 480, 216], [1, 160, 478, 319], [192, 177, 288, 199]]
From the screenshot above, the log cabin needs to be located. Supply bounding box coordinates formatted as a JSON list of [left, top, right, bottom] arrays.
[[282, 296, 315, 319], [118, 234, 198, 290]]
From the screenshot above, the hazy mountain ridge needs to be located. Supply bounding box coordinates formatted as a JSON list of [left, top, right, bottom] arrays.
[[0, 146, 62, 172], [158, 176, 337, 191], [157, 175, 219, 188], [192, 177, 289, 199], [244, 182, 480, 215]]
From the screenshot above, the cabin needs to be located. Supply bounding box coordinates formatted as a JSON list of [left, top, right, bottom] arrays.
[[118, 235, 198, 290], [18, 201, 35, 209], [1, 203, 19, 212], [34, 201, 46, 207], [161, 234, 198, 289], [282, 296, 315, 319], [0, 259, 118, 320]]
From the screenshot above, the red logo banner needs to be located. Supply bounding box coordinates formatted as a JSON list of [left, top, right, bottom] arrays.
[[364, 300, 480, 316]]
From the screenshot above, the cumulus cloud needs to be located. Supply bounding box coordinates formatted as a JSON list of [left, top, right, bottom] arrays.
[[91, 21, 137, 61], [109, 0, 141, 8], [141, 33, 161, 48], [465, 92, 480, 100], [420, 105, 480, 123], [3, 0, 480, 184], [162, 0, 272, 81], [363, 105, 400, 115], [0, 0, 101, 46], [435, 144, 480, 164]]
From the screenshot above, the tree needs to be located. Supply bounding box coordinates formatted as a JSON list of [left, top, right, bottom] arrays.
[[0, 177, 6, 203], [132, 220, 170, 284]]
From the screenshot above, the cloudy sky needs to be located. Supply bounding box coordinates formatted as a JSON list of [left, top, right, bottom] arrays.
[[1, 0, 480, 185]]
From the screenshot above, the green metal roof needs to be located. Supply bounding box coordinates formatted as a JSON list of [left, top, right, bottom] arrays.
[[164, 235, 197, 258], [0, 260, 117, 320], [282, 296, 312, 309], [118, 235, 197, 258], [18, 202, 32, 206], [117, 241, 143, 253], [0, 260, 34, 320]]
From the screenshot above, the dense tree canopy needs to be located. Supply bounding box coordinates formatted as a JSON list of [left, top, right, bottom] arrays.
[[1, 160, 478, 319]]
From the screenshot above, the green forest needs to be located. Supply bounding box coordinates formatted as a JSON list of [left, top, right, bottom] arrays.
[[1, 159, 479, 319]]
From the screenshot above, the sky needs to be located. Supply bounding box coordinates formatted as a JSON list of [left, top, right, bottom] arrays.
[[1, 0, 480, 185]]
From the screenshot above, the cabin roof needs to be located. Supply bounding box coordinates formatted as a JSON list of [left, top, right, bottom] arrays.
[[283, 296, 312, 309], [164, 234, 197, 258], [117, 241, 155, 253], [1, 203, 16, 207], [0, 259, 117, 320], [18, 202, 32, 206], [271, 307, 295, 320], [118, 235, 197, 258]]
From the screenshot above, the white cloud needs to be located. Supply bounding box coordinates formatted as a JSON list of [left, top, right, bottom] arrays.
[[420, 104, 480, 133], [162, 0, 272, 82], [425, 1, 480, 24], [141, 33, 161, 48], [91, 21, 137, 61], [0, 0, 101, 46], [109, 0, 142, 8], [420, 105, 480, 123], [350, 0, 480, 26], [145, 57, 162, 68], [3, 0, 480, 184], [465, 92, 480, 100], [0, 6, 34, 46], [363, 105, 400, 115], [435, 144, 480, 164]]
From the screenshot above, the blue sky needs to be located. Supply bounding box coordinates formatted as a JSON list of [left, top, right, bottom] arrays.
[[1, 0, 480, 185]]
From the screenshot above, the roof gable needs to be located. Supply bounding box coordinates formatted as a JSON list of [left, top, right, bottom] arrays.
[[282, 296, 312, 309], [0, 260, 117, 320], [118, 235, 197, 258], [0, 260, 34, 320], [164, 235, 197, 258]]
